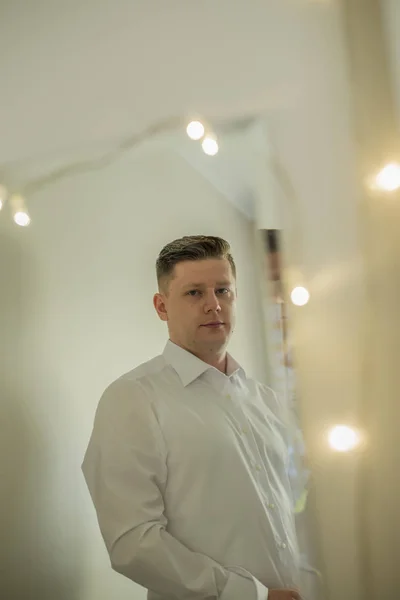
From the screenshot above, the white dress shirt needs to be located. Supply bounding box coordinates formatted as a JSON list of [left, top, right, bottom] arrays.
[[82, 341, 301, 600]]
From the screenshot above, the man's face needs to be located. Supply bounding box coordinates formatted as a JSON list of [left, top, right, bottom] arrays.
[[154, 258, 236, 355]]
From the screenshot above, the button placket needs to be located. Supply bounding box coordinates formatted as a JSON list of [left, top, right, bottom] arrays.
[[240, 398, 292, 563], [243, 389, 293, 561], [222, 381, 288, 548], [224, 385, 261, 471], [222, 380, 234, 402]]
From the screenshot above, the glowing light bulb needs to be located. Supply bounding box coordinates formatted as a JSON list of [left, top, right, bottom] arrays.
[[328, 425, 359, 452], [10, 194, 31, 227], [0, 184, 7, 210], [186, 121, 205, 141], [375, 162, 400, 192], [290, 286, 310, 306], [202, 135, 219, 156], [14, 211, 31, 227]]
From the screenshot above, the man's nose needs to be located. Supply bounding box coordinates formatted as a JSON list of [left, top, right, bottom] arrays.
[[204, 291, 221, 312]]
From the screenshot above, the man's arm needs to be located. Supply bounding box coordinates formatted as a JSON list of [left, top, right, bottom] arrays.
[[82, 378, 269, 600]]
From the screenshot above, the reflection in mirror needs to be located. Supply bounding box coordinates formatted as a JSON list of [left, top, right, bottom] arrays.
[[0, 115, 322, 600]]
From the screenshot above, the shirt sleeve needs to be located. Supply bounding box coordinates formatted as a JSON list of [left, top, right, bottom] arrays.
[[82, 377, 269, 600]]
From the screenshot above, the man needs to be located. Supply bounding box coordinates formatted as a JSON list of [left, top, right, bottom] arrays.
[[82, 235, 302, 600]]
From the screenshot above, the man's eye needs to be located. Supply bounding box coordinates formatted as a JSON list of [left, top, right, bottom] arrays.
[[187, 290, 201, 296], [217, 288, 229, 295]]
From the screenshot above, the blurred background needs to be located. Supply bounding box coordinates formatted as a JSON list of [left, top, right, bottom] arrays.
[[0, 1, 399, 599]]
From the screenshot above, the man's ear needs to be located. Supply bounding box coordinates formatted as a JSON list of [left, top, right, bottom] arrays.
[[153, 293, 168, 322]]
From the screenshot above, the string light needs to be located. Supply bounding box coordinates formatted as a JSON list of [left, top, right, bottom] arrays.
[[372, 162, 400, 192], [0, 116, 220, 227], [186, 119, 219, 156], [0, 184, 7, 210], [290, 286, 310, 306], [202, 135, 219, 156], [328, 425, 360, 452], [10, 194, 30, 227], [186, 120, 205, 141], [14, 211, 31, 227], [0, 116, 185, 227]]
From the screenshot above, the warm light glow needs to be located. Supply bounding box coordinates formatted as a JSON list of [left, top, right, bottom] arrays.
[[0, 184, 7, 210], [10, 194, 31, 227], [186, 120, 205, 141], [290, 286, 310, 306], [328, 425, 359, 452], [374, 162, 400, 192], [202, 135, 219, 156], [14, 211, 31, 227]]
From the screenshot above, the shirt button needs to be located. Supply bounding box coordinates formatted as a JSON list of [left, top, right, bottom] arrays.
[[225, 394, 231, 400], [268, 503, 276, 509], [280, 542, 287, 550], [241, 427, 249, 435], [255, 464, 262, 472]]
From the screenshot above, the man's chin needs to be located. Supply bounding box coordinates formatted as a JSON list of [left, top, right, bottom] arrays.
[[197, 328, 231, 345]]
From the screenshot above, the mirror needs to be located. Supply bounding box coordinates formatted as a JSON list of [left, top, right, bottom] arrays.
[[0, 116, 321, 599]]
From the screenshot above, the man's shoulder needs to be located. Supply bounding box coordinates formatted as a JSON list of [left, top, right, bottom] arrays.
[[98, 353, 168, 412], [119, 353, 167, 385]]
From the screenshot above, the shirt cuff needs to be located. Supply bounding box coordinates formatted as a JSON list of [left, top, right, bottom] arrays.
[[221, 567, 269, 600]]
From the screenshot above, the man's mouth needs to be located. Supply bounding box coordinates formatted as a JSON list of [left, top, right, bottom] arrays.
[[201, 321, 224, 327]]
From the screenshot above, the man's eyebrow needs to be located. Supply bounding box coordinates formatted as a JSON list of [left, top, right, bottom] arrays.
[[183, 281, 232, 289], [182, 282, 204, 289]]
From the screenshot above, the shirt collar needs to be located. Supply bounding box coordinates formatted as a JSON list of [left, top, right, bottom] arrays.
[[163, 340, 245, 387]]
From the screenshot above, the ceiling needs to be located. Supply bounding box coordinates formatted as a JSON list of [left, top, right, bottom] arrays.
[[0, 0, 310, 162], [0, 0, 331, 215], [1, 1, 398, 218]]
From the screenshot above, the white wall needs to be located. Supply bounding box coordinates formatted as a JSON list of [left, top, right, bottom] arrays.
[[0, 147, 267, 600]]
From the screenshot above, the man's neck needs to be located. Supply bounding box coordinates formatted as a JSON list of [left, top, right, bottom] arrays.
[[198, 351, 227, 374], [172, 340, 228, 374]]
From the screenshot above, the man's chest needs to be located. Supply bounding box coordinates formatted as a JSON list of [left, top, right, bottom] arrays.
[[156, 380, 289, 493]]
